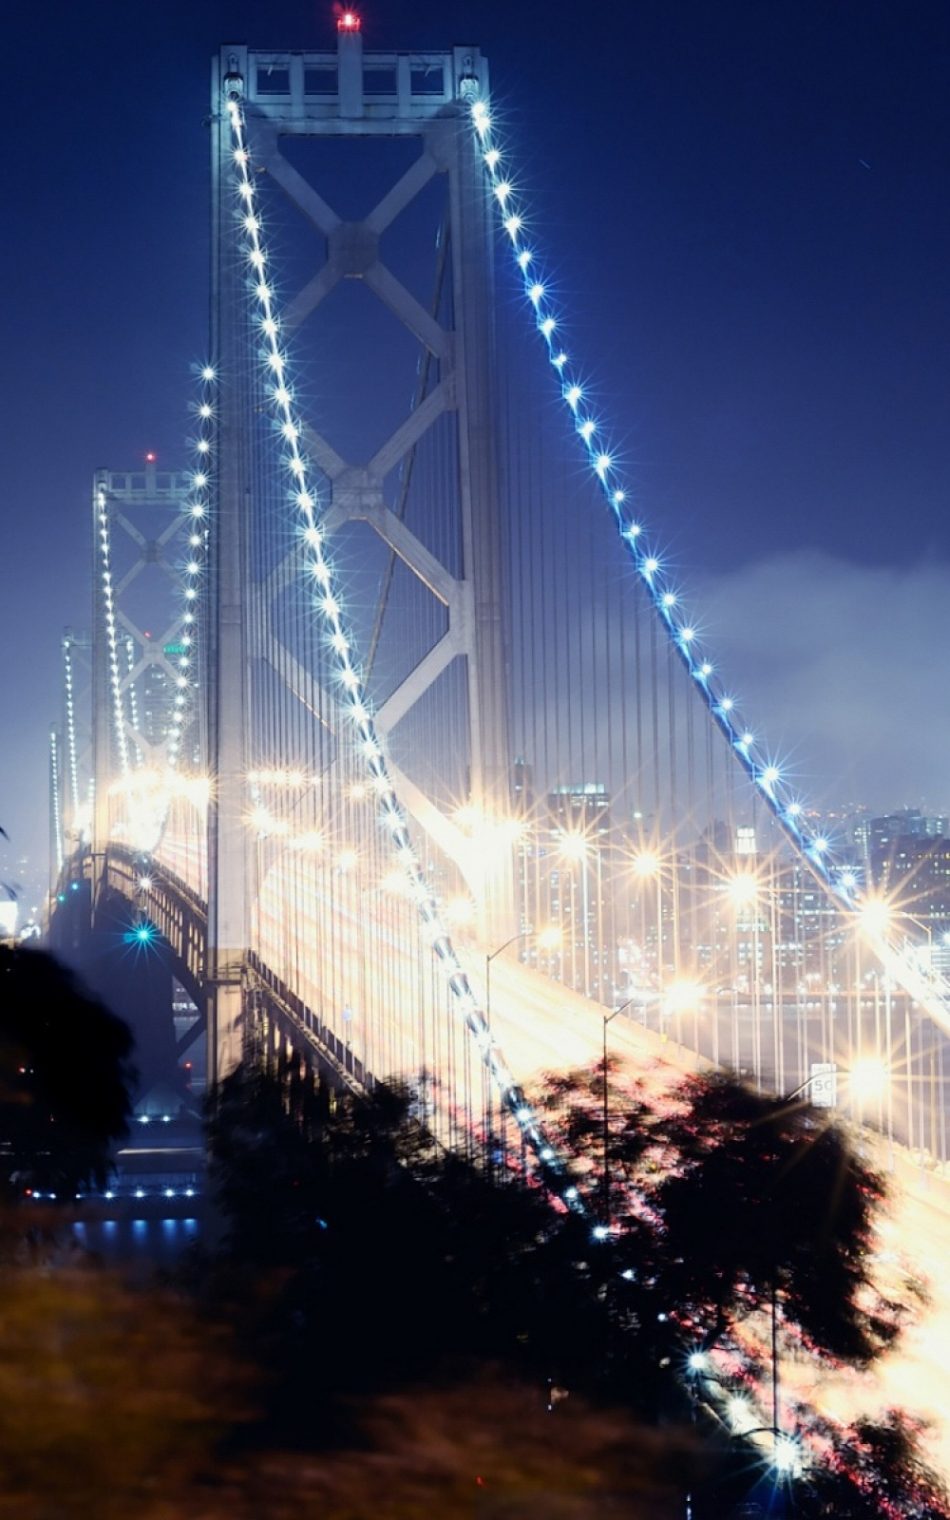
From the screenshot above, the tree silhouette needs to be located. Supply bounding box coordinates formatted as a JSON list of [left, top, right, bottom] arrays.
[[197, 1058, 945, 1518], [0, 945, 135, 1202]]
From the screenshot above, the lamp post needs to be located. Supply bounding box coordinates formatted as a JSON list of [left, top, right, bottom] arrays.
[[769, 1060, 888, 1438], [601, 997, 638, 1229], [484, 926, 559, 1164]]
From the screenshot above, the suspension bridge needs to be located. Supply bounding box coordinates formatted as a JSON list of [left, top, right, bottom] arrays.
[[45, 18, 950, 1472]]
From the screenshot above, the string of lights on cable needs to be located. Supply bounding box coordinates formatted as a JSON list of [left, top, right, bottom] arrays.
[[50, 728, 64, 874], [225, 84, 581, 1212], [95, 484, 131, 778], [167, 368, 214, 771], [62, 634, 82, 818], [467, 92, 950, 1031]]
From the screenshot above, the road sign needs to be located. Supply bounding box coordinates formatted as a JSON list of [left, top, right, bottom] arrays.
[[810, 1062, 838, 1108]]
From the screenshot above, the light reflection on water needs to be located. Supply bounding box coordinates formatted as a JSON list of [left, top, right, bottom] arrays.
[[72, 1216, 200, 1266]]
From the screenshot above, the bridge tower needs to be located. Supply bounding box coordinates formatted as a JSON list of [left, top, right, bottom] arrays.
[[208, 26, 512, 1082]]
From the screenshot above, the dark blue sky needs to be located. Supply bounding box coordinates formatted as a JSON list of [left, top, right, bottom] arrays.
[[3, 0, 949, 883]]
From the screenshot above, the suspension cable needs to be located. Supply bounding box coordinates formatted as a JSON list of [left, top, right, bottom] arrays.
[[224, 87, 582, 1212], [466, 92, 950, 1037]]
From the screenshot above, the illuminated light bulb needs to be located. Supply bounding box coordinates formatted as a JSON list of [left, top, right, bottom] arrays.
[[484, 148, 500, 169], [528, 282, 545, 304], [700, 661, 713, 677], [558, 832, 589, 863], [238, 182, 254, 203], [624, 523, 641, 540], [184, 588, 197, 601], [595, 452, 612, 476], [186, 561, 199, 575], [812, 836, 828, 854], [719, 696, 734, 712], [244, 214, 259, 232], [727, 873, 758, 908], [255, 281, 272, 301], [273, 385, 291, 406], [762, 765, 780, 786], [839, 869, 857, 891], [320, 594, 339, 619], [249, 248, 266, 269], [504, 214, 522, 238], [196, 439, 210, 454], [296, 491, 315, 513], [267, 351, 284, 372], [494, 181, 512, 205], [632, 850, 660, 879], [848, 1057, 888, 1102], [189, 534, 201, 547], [536, 926, 562, 951], [643, 557, 659, 576], [303, 525, 321, 547], [330, 632, 348, 654], [234, 147, 248, 165], [680, 626, 695, 642], [687, 1351, 707, 1373], [858, 896, 891, 935], [552, 350, 568, 368], [517, 249, 532, 270], [289, 456, 306, 477], [727, 1396, 753, 1432], [772, 1436, 802, 1477], [579, 419, 596, 442], [540, 315, 556, 338], [192, 472, 208, 488], [281, 421, 299, 441], [786, 801, 802, 817], [565, 384, 583, 409], [661, 591, 677, 608], [198, 403, 212, 419], [613, 488, 626, 505], [261, 317, 278, 337], [201, 366, 215, 381]]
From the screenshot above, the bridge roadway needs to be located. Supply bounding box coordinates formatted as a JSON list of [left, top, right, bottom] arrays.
[[99, 844, 950, 1476]]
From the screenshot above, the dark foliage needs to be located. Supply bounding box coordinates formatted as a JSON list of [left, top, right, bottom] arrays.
[[0, 945, 134, 1201], [648, 1073, 899, 1364], [538, 1065, 903, 1369], [795, 1411, 949, 1518], [197, 1058, 946, 1518]]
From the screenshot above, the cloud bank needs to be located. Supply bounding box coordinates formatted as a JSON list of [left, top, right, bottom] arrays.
[[694, 551, 950, 816]]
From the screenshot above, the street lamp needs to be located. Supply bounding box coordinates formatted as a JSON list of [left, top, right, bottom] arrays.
[[485, 924, 560, 1029], [484, 926, 560, 1168], [601, 997, 639, 1230]]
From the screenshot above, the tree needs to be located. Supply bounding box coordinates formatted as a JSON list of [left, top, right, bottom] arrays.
[[198, 1059, 945, 1518], [795, 1411, 949, 1519], [535, 1066, 905, 1370], [0, 945, 135, 1202]]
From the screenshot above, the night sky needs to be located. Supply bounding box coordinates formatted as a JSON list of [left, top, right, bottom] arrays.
[[3, 0, 949, 892]]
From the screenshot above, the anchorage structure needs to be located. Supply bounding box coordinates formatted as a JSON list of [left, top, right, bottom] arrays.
[[208, 28, 511, 1080]]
